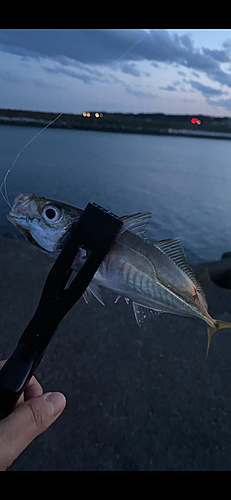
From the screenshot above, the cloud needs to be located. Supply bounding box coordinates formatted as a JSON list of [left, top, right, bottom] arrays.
[[32, 78, 65, 90], [120, 62, 141, 77], [125, 86, 156, 99], [191, 71, 200, 78], [190, 80, 228, 97], [207, 97, 231, 111], [222, 39, 231, 52], [0, 29, 145, 65], [160, 85, 177, 92], [1, 29, 231, 93], [203, 47, 230, 63], [189, 80, 231, 112], [0, 29, 223, 65], [44, 65, 105, 85], [0, 69, 23, 84]]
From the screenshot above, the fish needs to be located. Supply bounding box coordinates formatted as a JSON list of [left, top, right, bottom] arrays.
[[7, 193, 231, 357]]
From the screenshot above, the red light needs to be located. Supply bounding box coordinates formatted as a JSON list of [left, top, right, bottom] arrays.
[[191, 118, 199, 124]]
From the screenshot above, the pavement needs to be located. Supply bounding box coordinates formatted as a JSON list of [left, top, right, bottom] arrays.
[[1, 235, 231, 471]]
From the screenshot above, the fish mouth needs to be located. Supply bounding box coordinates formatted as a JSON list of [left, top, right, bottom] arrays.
[[7, 214, 29, 236], [7, 214, 46, 251]]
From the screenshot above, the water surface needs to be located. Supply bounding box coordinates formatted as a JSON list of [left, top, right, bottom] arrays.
[[0, 125, 231, 263]]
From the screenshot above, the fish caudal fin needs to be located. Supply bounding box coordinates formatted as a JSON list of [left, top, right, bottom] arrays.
[[207, 321, 231, 359]]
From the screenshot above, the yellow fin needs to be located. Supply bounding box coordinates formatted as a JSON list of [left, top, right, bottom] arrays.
[[207, 321, 231, 359], [207, 326, 217, 360]]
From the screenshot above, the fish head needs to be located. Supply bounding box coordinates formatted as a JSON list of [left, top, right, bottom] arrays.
[[7, 194, 82, 253]]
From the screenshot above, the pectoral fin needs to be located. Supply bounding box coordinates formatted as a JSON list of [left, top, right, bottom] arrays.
[[83, 282, 105, 306]]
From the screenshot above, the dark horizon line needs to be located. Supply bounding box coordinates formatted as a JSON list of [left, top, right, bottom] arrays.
[[0, 108, 230, 120]]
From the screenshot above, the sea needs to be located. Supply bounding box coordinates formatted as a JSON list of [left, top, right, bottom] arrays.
[[0, 124, 231, 265]]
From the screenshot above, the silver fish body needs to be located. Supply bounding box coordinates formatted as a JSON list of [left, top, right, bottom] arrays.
[[93, 230, 212, 326], [7, 193, 231, 354]]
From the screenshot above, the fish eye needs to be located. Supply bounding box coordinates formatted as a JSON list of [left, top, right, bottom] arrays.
[[42, 206, 62, 223]]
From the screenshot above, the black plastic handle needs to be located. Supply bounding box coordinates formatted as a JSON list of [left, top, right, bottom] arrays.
[[0, 344, 43, 420], [0, 203, 123, 420]]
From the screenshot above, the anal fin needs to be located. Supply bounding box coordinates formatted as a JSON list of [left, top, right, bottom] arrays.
[[114, 295, 121, 304], [132, 302, 163, 328], [115, 296, 130, 305]]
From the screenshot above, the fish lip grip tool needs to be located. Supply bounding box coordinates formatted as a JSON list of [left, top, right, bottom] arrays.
[[0, 203, 123, 420]]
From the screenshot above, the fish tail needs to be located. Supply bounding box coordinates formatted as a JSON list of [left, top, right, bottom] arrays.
[[207, 321, 231, 359]]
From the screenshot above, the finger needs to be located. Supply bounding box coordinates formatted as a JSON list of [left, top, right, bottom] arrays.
[[0, 361, 43, 402], [0, 360, 24, 408], [0, 392, 66, 471], [24, 377, 43, 402]]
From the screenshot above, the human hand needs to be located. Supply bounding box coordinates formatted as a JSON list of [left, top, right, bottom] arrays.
[[0, 361, 66, 471]]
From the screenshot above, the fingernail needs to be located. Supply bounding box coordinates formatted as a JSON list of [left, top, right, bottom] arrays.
[[45, 393, 66, 418]]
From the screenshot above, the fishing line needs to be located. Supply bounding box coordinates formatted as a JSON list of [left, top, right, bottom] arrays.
[[0, 30, 151, 209], [116, 30, 150, 63], [0, 112, 63, 209]]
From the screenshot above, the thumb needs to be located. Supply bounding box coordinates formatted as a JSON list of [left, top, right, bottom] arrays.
[[0, 392, 66, 471]]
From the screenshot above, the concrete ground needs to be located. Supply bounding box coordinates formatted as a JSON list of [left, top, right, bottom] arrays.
[[1, 235, 231, 471]]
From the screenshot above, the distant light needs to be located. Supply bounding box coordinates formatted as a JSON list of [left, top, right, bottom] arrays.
[[87, 113, 91, 118], [191, 118, 202, 125], [83, 112, 87, 117], [100, 113, 104, 118], [95, 113, 100, 118]]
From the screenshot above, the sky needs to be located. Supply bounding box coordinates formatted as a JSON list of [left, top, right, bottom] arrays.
[[1, 29, 231, 116]]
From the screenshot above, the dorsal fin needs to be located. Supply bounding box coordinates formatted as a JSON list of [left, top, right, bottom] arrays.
[[154, 239, 208, 309], [120, 212, 152, 240]]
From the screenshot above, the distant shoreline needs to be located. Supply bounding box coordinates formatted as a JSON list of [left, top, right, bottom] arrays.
[[1, 109, 231, 141]]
